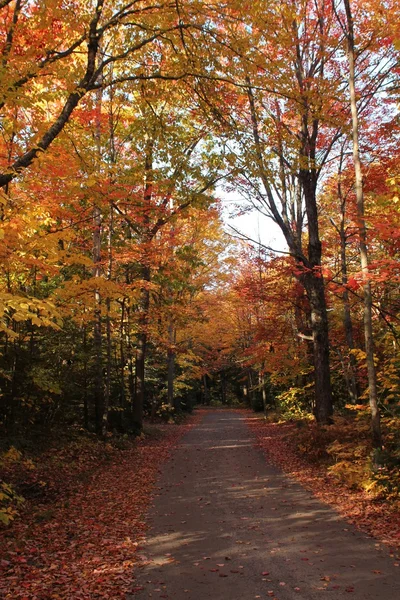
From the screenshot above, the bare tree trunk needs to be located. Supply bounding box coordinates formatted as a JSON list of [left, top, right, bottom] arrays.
[[343, 0, 382, 448]]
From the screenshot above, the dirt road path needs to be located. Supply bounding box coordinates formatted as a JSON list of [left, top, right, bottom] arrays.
[[131, 410, 400, 599]]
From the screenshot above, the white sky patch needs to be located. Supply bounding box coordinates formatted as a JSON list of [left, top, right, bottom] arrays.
[[218, 188, 288, 255]]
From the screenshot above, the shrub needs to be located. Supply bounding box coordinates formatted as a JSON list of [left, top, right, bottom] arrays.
[[156, 403, 175, 422], [276, 384, 314, 419], [0, 482, 24, 525]]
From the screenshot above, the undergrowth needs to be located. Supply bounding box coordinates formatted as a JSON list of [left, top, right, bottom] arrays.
[[290, 413, 400, 505], [0, 420, 178, 527]]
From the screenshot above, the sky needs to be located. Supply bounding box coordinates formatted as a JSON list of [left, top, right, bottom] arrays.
[[218, 188, 288, 255]]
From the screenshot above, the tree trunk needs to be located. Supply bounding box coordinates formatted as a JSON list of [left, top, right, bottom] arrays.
[[131, 132, 154, 432], [102, 207, 113, 438], [132, 265, 150, 432], [167, 321, 176, 409], [340, 216, 359, 403], [301, 269, 333, 424], [102, 91, 117, 437], [221, 372, 227, 405], [133, 330, 147, 431], [259, 370, 267, 416], [118, 298, 127, 429], [93, 67, 104, 436], [300, 166, 333, 424], [343, 0, 382, 448], [203, 374, 209, 405], [93, 203, 103, 435], [246, 76, 333, 425], [8, 333, 18, 433], [125, 271, 136, 423], [248, 369, 255, 409], [336, 146, 359, 403], [82, 324, 89, 430]]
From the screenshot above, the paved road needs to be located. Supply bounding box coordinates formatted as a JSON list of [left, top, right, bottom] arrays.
[[131, 410, 400, 599]]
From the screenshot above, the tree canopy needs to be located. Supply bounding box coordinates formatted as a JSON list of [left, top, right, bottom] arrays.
[[1, 0, 399, 450]]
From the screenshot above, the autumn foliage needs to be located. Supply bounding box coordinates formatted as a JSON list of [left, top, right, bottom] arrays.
[[0, 416, 200, 598], [1, 0, 400, 593]]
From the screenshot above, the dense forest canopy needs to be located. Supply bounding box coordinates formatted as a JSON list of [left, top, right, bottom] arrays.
[[0, 0, 400, 450]]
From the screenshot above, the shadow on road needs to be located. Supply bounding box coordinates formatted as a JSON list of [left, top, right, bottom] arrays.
[[130, 410, 400, 600]]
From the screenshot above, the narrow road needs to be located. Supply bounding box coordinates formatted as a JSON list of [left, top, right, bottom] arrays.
[[131, 410, 400, 599]]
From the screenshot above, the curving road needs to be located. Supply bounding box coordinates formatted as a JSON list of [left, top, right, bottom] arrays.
[[130, 409, 400, 599]]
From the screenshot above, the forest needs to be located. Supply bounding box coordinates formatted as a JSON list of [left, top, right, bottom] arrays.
[[1, 0, 400, 581]]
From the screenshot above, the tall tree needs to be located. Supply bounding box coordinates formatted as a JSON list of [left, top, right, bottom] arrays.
[[204, 0, 345, 423], [337, 0, 382, 446]]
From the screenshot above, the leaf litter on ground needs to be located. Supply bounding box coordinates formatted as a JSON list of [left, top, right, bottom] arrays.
[[0, 414, 201, 599], [246, 414, 400, 557]]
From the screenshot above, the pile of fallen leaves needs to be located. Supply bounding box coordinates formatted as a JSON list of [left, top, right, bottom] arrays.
[[246, 414, 400, 555], [0, 415, 200, 599]]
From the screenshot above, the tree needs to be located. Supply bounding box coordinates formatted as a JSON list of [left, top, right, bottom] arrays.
[[204, 0, 346, 423], [339, 0, 381, 446], [0, 0, 201, 189]]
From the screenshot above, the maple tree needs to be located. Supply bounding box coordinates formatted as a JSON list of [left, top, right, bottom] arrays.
[[191, 0, 348, 423], [0, 0, 230, 433], [0, 0, 206, 189], [338, 0, 382, 446], [190, 0, 399, 427]]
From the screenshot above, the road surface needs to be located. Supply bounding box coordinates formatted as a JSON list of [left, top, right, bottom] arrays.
[[131, 410, 400, 599]]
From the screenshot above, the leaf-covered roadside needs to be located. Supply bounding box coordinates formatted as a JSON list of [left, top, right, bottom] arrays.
[[246, 414, 400, 556], [0, 416, 200, 599]]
